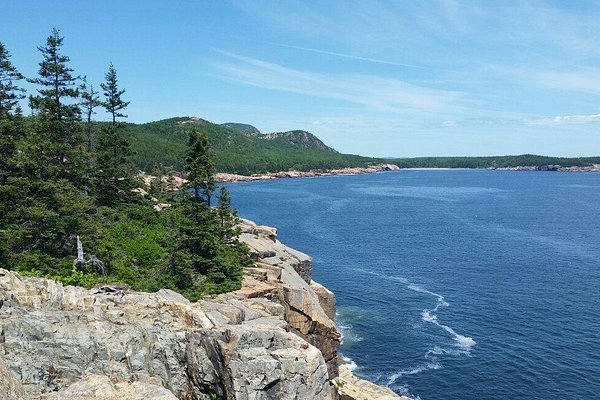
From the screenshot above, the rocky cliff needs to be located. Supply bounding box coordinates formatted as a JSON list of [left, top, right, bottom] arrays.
[[0, 219, 407, 400]]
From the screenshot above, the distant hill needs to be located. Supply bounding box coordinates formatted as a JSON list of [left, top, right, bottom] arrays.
[[260, 130, 337, 152], [222, 123, 337, 152], [124, 117, 379, 175], [221, 122, 261, 136]]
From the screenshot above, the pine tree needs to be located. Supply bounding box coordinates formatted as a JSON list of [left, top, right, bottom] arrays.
[[217, 186, 241, 243], [0, 41, 25, 119], [29, 28, 80, 123], [80, 76, 100, 152], [27, 28, 84, 184], [93, 125, 133, 206], [0, 42, 26, 182], [101, 63, 129, 124], [185, 131, 215, 205], [93, 64, 133, 206], [2, 29, 91, 273]]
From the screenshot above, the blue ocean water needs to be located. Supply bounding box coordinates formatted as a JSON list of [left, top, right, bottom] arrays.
[[226, 170, 600, 399]]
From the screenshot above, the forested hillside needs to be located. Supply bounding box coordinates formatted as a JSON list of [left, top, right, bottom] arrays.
[[124, 117, 379, 174]]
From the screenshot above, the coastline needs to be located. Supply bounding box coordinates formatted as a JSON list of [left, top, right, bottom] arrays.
[[0, 217, 408, 400], [143, 162, 600, 192], [214, 163, 400, 182]]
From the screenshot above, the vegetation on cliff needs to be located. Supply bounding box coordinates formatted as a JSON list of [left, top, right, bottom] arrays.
[[0, 31, 249, 299]]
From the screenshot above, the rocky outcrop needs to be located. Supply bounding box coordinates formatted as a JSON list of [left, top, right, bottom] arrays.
[[333, 365, 411, 400], [0, 218, 404, 400], [0, 268, 331, 399], [215, 163, 400, 183], [235, 218, 340, 378], [37, 375, 178, 400], [0, 356, 26, 400]]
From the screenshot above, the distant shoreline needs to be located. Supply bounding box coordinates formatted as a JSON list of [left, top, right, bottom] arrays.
[[214, 163, 400, 182], [144, 163, 599, 190], [214, 163, 600, 183]]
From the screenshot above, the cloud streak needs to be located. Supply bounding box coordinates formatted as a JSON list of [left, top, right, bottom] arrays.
[[525, 113, 600, 126], [267, 42, 454, 72], [213, 50, 467, 113]]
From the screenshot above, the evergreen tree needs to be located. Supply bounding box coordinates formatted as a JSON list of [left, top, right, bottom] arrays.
[[93, 125, 133, 206], [217, 186, 241, 243], [185, 131, 215, 205], [101, 63, 129, 124], [28, 28, 80, 123], [80, 76, 100, 152], [0, 41, 25, 118], [27, 28, 84, 184], [93, 64, 133, 206], [0, 42, 26, 182]]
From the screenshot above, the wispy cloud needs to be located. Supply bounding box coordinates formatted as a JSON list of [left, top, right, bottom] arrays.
[[493, 65, 600, 95], [267, 42, 453, 71], [212, 50, 467, 113], [525, 113, 600, 126]]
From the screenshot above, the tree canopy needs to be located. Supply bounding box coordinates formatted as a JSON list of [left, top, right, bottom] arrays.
[[0, 31, 251, 299]]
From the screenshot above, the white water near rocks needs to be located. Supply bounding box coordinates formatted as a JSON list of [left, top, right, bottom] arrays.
[[354, 269, 475, 387]]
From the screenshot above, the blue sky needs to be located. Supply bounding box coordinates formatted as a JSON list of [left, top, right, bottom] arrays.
[[2, 1, 600, 157]]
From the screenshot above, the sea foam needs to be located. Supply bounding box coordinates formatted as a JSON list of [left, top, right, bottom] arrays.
[[341, 355, 359, 372]]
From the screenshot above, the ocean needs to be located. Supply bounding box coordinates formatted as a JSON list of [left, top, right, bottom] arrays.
[[226, 170, 600, 399]]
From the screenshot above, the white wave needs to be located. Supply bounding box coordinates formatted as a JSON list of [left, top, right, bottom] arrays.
[[425, 341, 474, 358], [341, 355, 358, 372], [352, 267, 477, 394], [454, 333, 476, 350], [421, 310, 438, 323], [407, 283, 449, 310], [337, 323, 363, 345], [387, 362, 441, 386], [421, 310, 476, 351], [354, 269, 476, 353]]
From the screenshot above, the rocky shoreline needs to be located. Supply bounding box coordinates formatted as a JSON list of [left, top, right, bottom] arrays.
[[214, 164, 400, 183], [0, 218, 407, 400]]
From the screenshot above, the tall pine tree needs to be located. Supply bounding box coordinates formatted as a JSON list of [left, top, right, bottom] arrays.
[[0, 41, 26, 182], [185, 131, 215, 205], [27, 28, 85, 185], [101, 63, 129, 125], [93, 64, 133, 206], [0, 41, 25, 119], [3, 29, 92, 274]]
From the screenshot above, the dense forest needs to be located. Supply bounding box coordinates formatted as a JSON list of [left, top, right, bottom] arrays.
[[121, 117, 380, 175], [0, 29, 250, 299], [390, 154, 600, 169]]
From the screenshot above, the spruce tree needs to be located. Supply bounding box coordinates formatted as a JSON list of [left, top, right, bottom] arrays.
[[27, 28, 85, 184], [0, 41, 26, 181], [0, 41, 25, 119], [3, 29, 91, 274], [29, 28, 80, 123], [185, 131, 215, 205], [93, 125, 133, 206], [101, 63, 129, 124], [217, 186, 241, 243], [93, 64, 133, 206]]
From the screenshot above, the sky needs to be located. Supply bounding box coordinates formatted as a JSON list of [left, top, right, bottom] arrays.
[[1, 0, 600, 157]]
